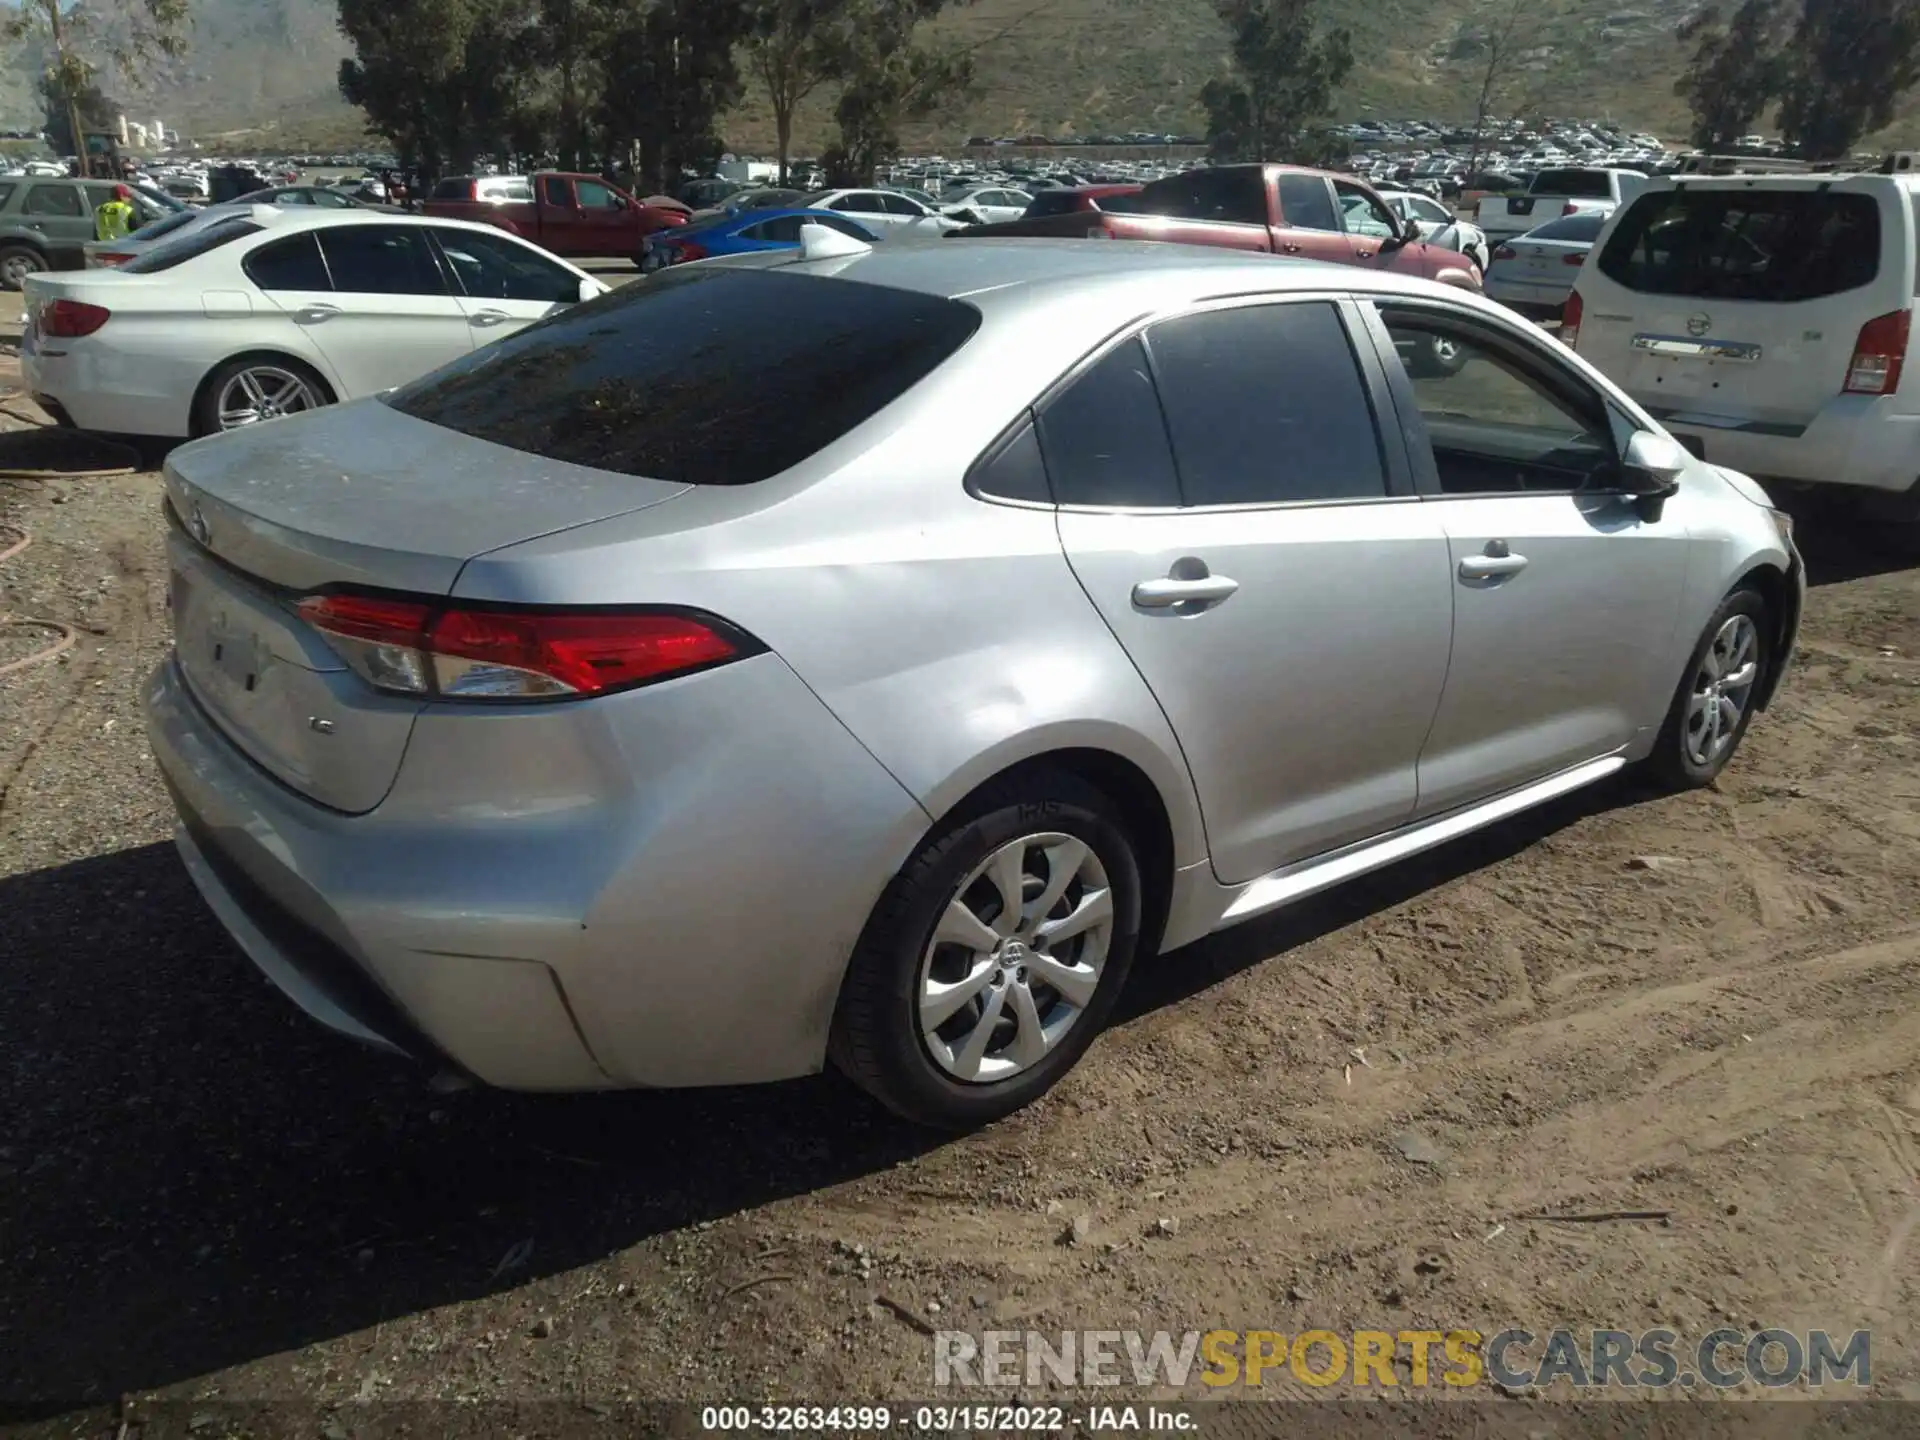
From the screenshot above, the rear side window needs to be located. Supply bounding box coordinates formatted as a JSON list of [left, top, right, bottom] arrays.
[[1128, 169, 1267, 225], [1598, 189, 1881, 301], [122, 218, 265, 273], [317, 225, 447, 295], [0, 183, 14, 208], [1277, 174, 1340, 231], [1146, 302, 1386, 506], [971, 419, 1052, 504], [1532, 169, 1613, 199], [1035, 338, 1181, 507], [24, 185, 83, 217], [1527, 212, 1607, 243], [385, 267, 981, 485], [245, 232, 331, 291]]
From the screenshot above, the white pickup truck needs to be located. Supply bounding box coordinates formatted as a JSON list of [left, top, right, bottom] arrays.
[[1474, 167, 1650, 242]]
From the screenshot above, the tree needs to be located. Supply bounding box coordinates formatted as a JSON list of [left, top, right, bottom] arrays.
[[1450, 0, 1543, 181], [1199, 0, 1353, 164], [1674, 0, 1790, 152], [338, 0, 540, 181], [1778, 0, 1920, 160], [38, 70, 119, 160], [746, 0, 846, 185], [4, 0, 189, 170], [595, 0, 752, 192]]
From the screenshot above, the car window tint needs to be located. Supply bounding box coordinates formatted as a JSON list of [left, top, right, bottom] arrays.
[[1375, 309, 1618, 494], [1133, 168, 1267, 225], [431, 178, 470, 200], [972, 418, 1052, 504], [1035, 337, 1180, 507], [1147, 303, 1386, 506], [1276, 174, 1339, 231], [244, 232, 331, 290], [1413, 198, 1451, 224], [1528, 211, 1606, 242], [541, 176, 571, 207], [1335, 182, 1397, 237], [385, 267, 980, 485], [121, 218, 265, 274], [1533, 169, 1614, 199], [24, 185, 83, 217], [577, 179, 615, 209], [274, 189, 313, 205], [881, 193, 921, 215], [818, 214, 872, 239], [434, 227, 577, 302], [0, 184, 15, 208], [755, 215, 804, 242], [317, 225, 447, 295], [127, 210, 197, 244], [312, 189, 353, 208], [828, 194, 860, 212], [1597, 189, 1880, 301]]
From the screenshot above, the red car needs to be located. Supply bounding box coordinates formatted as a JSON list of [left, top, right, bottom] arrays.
[[954, 164, 1481, 291], [1017, 183, 1144, 217], [423, 171, 690, 263]]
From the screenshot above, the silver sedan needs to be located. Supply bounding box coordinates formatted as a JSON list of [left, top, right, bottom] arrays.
[[147, 233, 1802, 1129]]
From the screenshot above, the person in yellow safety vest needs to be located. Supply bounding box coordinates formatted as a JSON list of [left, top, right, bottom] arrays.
[[94, 185, 136, 242]]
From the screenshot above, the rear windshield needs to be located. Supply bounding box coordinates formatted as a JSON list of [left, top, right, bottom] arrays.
[[1023, 191, 1082, 217], [431, 178, 474, 200], [1597, 189, 1881, 301], [126, 210, 200, 244], [1532, 169, 1614, 199], [1527, 211, 1607, 242], [385, 266, 982, 484], [1109, 169, 1267, 225], [121, 217, 265, 274]]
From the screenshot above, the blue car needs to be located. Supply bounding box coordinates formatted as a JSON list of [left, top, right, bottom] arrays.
[[641, 208, 882, 272]]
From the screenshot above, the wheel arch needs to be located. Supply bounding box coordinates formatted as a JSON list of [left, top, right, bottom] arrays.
[[189, 349, 340, 437], [1729, 560, 1798, 712]]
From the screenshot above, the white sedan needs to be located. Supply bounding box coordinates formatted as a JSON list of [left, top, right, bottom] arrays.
[[22, 209, 606, 438], [1375, 189, 1492, 272], [800, 188, 961, 235], [938, 186, 1034, 225]]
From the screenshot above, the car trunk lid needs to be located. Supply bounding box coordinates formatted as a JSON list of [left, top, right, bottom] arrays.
[[163, 398, 690, 811]]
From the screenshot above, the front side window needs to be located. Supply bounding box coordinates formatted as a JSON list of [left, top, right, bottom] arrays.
[[1335, 181, 1397, 238], [435, 227, 578, 303], [576, 179, 617, 209], [1146, 302, 1387, 506], [1375, 308, 1618, 494], [317, 225, 447, 295], [1035, 337, 1181, 508]]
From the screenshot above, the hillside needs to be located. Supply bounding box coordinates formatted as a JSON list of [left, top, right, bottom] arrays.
[[5, 0, 1906, 154]]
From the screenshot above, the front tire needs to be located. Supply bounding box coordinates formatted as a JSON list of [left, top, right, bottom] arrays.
[[0, 244, 46, 291], [1647, 588, 1770, 790], [830, 771, 1143, 1129]]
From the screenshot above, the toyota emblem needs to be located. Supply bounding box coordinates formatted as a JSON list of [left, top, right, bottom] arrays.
[[1686, 312, 1712, 338]]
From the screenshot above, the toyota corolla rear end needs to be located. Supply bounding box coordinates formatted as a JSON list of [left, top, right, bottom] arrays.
[[146, 264, 986, 1090]]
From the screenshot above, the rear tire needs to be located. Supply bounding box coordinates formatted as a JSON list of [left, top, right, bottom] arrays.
[[829, 770, 1143, 1130], [0, 244, 46, 291], [1646, 588, 1771, 790], [192, 356, 333, 437]]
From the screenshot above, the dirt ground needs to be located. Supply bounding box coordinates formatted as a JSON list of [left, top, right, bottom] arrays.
[[4, 336, 1920, 1432]]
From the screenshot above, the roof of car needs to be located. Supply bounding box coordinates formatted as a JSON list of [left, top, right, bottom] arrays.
[[704, 235, 1485, 309]]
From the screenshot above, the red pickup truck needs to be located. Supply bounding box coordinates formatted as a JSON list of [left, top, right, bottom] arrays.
[[953, 163, 1482, 290], [423, 172, 690, 263]]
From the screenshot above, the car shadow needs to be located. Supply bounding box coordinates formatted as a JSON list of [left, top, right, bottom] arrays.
[[1777, 491, 1917, 588], [0, 771, 1655, 1417]]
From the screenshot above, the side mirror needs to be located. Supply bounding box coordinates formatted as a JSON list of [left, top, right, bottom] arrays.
[[578, 276, 604, 304], [1621, 430, 1687, 520]]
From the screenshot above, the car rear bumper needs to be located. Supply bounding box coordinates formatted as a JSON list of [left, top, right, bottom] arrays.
[[146, 649, 932, 1091], [21, 342, 194, 438], [1640, 392, 1920, 495]]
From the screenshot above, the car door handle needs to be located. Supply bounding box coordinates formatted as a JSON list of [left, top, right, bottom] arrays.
[[293, 303, 342, 322], [1280, 242, 1302, 254], [1132, 574, 1240, 608], [469, 309, 512, 326], [1459, 553, 1529, 579], [1355, 249, 1376, 259]]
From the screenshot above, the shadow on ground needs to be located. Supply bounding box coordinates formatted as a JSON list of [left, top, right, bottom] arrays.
[[0, 774, 1652, 1418]]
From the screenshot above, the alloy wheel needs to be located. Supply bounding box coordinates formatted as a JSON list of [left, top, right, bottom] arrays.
[[917, 832, 1113, 1084], [1684, 613, 1760, 768], [216, 366, 321, 430]]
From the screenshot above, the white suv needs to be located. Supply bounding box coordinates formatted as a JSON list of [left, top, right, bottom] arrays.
[[1567, 171, 1920, 545]]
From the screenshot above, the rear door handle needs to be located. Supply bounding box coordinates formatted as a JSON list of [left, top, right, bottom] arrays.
[[294, 303, 342, 322], [1280, 242, 1302, 254], [1132, 574, 1240, 608], [469, 309, 512, 326], [1459, 553, 1529, 579]]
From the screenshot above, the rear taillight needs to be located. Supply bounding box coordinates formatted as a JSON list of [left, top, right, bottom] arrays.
[[1563, 251, 1586, 266], [94, 252, 135, 268], [1492, 244, 1516, 261], [297, 594, 752, 700], [1560, 289, 1583, 350], [1088, 220, 1116, 238], [1845, 310, 1910, 395], [672, 240, 707, 263], [40, 299, 110, 337], [1563, 202, 1580, 216]]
